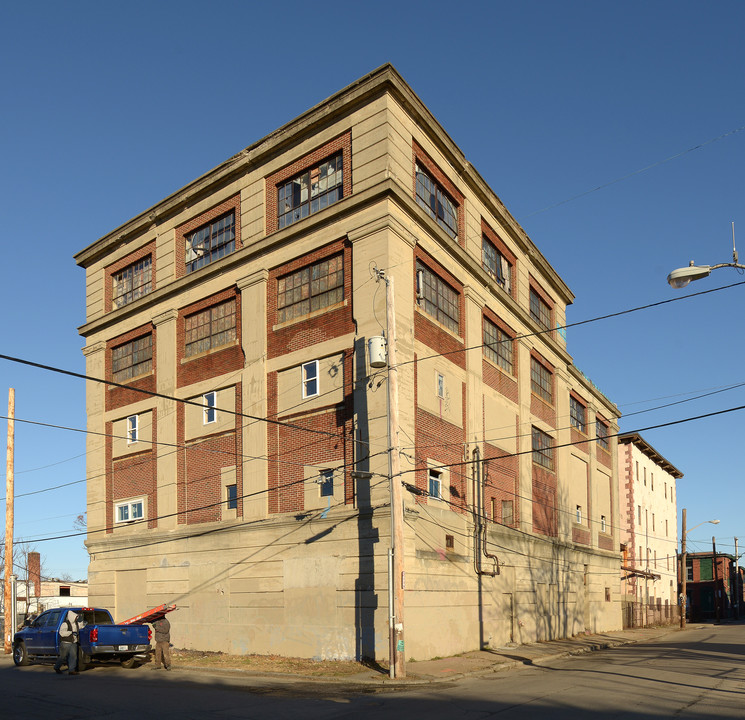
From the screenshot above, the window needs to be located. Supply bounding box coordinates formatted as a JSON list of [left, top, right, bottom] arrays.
[[112, 334, 152, 384], [59, 586, 71, 597], [644, 468, 647, 486], [601, 515, 607, 533], [436, 372, 445, 399], [417, 263, 459, 333], [651, 473, 654, 491], [666, 519, 669, 537], [126, 415, 138, 444], [570, 396, 586, 432], [686, 559, 694, 581], [532, 427, 553, 470], [185, 299, 236, 357], [277, 153, 343, 230], [652, 513, 655, 531], [529, 287, 551, 330], [226, 484, 238, 510], [277, 254, 344, 324], [115, 499, 144, 523], [654, 551, 657, 569], [576, 505, 582, 524], [428, 468, 442, 499], [185, 211, 236, 273], [482, 236, 512, 293], [302, 360, 319, 398], [530, 356, 553, 403], [502, 500, 514, 526], [638, 505, 641, 524], [113, 256, 152, 308], [319, 469, 334, 498], [483, 318, 514, 374], [203, 391, 216, 424], [636, 461, 639, 481], [596, 419, 609, 450], [415, 164, 458, 239]]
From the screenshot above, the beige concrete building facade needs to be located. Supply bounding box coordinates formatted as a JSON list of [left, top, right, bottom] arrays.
[[76, 65, 622, 661]]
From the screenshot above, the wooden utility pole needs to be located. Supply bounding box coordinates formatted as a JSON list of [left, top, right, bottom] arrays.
[[384, 274, 406, 679], [4, 388, 15, 653], [680, 508, 687, 629], [713, 536, 721, 624], [735, 537, 740, 620]]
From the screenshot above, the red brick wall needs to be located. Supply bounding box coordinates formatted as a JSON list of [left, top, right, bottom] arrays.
[[174, 194, 242, 280], [267, 239, 354, 360], [106, 409, 158, 532], [176, 384, 243, 525], [176, 287, 244, 389], [483, 439, 519, 526], [532, 465, 557, 536], [104, 240, 156, 312], [106, 323, 156, 412], [573, 526, 591, 545], [412, 139, 465, 246], [266, 350, 353, 514], [265, 132, 352, 235]]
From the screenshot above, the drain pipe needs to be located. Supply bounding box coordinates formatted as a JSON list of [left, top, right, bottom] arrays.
[[473, 447, 499, 576]]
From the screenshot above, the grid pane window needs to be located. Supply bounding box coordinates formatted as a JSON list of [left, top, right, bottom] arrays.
[[570, 396, 586, 432], [532, 427, 554, 470], [185, 212, 236, 273], [112, 335, 152, 383], [277, 153, 343, 229], [530, 357, 553, 403], [417, 263, 459, 333], [596, 419, 609, 450], [277, 254, 344, 324], [185, 299, 236, 357], [302, 361, 319, 398], [113, 256, 152, 308], [483, 318, 513, 374], [482, 237, 512, 293], [415, 164, 458, 239], [529, 288, 551, 330], [501, 500, 514, 526]]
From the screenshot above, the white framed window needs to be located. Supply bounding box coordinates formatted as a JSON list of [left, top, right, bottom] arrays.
[[428, 468, 442, 500], [115, 498, 144, 524], [203, 391, 217, 424], [436, 372, 445, 399], [302, 360, 319, 398], [576, 505, 582, 524], [226, 484, 238, 510], [126, 415, 138, 444], [601, 515, 607, 533]]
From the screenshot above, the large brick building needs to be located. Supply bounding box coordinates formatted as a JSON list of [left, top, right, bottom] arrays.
[[75, 65, 621, 660]]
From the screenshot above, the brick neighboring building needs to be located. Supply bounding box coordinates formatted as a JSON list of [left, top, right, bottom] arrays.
[[684, 552, 744, 621], [75, 65, 622, 661], [617, 433, 682, 626]]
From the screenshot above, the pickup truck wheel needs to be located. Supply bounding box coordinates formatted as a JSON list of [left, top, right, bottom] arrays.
[[13, 642, 30, 666], [120, 656, 138, 669], [77, 647, 90, 671]]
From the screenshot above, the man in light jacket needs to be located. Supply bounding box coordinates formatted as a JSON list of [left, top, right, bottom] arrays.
[[54, 609, 83, 675]]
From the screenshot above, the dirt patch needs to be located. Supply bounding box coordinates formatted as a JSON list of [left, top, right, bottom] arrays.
[[170, 649, 382, 677]]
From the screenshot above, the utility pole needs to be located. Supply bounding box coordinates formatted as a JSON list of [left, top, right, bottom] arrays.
[[680, 508, 687, 629], [713, 536, 721, 624], [382, 273, 405, 679], [735, 537, 740, 620], [4, 388, 15, 654]]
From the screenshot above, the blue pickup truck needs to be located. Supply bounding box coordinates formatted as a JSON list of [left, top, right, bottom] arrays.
[[13, 607, 151, 670]]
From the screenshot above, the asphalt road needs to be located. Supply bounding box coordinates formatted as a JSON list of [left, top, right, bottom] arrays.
[[4, 624, 744, 719]]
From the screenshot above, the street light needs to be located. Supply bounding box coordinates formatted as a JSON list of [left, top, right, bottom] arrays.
[[680, 508, 720, 629], [667, 224, 745, 288]]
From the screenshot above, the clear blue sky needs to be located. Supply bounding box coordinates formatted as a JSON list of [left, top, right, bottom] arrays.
[[2, 1, 743, 579]]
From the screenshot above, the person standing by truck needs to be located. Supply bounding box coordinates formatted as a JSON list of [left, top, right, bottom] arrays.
[[54, 609, 83, 675], [152, 616, 171, 670]]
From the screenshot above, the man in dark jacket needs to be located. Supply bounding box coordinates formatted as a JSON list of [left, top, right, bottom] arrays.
[[152, 616, 171, 670], [54, 609, 83, 675]]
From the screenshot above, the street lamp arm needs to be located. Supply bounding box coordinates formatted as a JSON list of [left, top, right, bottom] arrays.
[[685, 519, 720, 536]]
